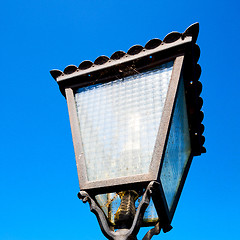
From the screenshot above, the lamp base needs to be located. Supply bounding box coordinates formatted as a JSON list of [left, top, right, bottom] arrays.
[[78, 181, 170, 240]]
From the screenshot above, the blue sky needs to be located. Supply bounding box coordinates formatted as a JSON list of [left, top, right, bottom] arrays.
[[0, 0, 239, 239]]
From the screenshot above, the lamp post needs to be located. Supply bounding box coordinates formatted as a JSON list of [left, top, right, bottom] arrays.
[[50, 23, 205, 240]]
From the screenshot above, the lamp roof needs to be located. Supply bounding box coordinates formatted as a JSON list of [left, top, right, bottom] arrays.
[[50, 23, 199, 81]]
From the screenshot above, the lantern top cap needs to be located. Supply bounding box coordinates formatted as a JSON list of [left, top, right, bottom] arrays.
[[50, 23, 199, 81]]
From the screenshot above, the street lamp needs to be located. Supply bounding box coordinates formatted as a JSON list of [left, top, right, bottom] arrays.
[[50, 23, 205, 240]]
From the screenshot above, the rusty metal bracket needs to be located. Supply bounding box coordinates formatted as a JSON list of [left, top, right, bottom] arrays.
[[78, 181, 161, 240], [142, 222, 161, 240]]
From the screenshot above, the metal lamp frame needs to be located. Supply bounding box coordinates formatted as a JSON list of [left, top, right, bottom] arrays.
[[50, 23, 205, 239]]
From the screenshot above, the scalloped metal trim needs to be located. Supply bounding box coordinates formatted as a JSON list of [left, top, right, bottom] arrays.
[[94, 56, 109, 65], [183, 22, 199, 43], [145, 39, 162, 50], [110, 51, 126, 60], [127, 45, 144, 55], [163, 32, 182, 43], [64, 65, 78, 74], [50, 23, 199, 79], [50, 69, 63, 80], [79, 60, 93, 70]]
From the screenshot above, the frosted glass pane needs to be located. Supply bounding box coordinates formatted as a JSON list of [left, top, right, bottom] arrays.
[[160, 76, 191, 210], [75, 61, 173, 181]]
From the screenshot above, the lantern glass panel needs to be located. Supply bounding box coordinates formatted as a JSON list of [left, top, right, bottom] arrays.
[[75, 61, 174, 181], [160, 76, 191, 210]]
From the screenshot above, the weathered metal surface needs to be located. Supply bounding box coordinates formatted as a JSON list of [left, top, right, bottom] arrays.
[[50, 23, 199, 82], [78, 181, 161, 240], [150, 55, 185, 180], [50, 37, 191, 84], [142, 222, 161, 240], [65, 88, 88, 187]]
